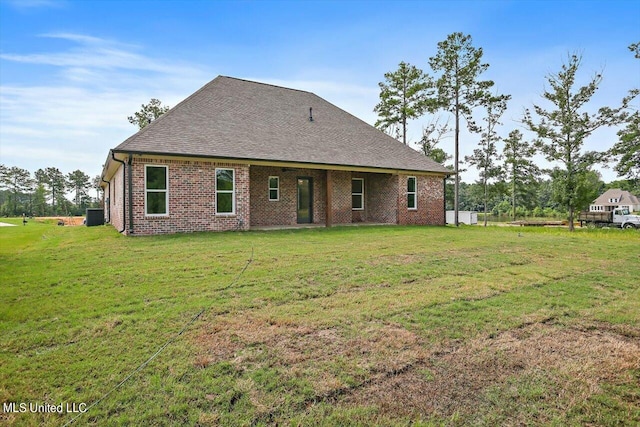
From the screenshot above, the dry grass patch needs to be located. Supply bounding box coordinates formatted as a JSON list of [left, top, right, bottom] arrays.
[[339, 321, 639, 423], [191, 314, 639, 424], [193, 313, 429, 398]]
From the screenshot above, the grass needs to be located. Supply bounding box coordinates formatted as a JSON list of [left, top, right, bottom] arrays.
[[1, 219, 638, 426]]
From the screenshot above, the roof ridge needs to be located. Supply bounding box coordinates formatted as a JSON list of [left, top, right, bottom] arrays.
[[219, 75, 314, 95]]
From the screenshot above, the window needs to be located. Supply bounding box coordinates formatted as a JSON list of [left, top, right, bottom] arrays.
[[216, 168, 235, 214], [269, 176, 279, 201], [145, 165, 168, 215], [609, 198, 618, 203], [352, 178, 364, 210], [407, 176, 417, 210]]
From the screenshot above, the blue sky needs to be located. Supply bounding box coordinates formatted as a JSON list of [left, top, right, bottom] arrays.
[[1, 0, 638, 183]]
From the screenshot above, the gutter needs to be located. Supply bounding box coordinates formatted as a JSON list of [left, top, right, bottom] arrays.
[[111, 149, 451, 177], [100, 177, 110, 223], [111, 151, 127, 233]]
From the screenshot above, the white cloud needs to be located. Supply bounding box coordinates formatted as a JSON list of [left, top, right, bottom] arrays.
[[1, 33, 202, 78], [0, 32, 212, 178], [3, 0, 65, 10]]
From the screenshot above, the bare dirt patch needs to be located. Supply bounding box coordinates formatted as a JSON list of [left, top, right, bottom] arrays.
[[34, 216, 85, 226]]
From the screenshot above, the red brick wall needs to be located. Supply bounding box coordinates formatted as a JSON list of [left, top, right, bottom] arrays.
[[251, 168, 441, 227], [121, 158, 250, 235], [250, 166, 327, 226], [351, 172, 398, 224], [330, 170, 352, 225], [397, 174, 445, 225]]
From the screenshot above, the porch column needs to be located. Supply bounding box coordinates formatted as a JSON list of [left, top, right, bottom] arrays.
[[326, 170, 333, 227]]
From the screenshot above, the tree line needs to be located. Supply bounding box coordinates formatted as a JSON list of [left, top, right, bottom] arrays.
[[374, 33, 639, 230], [0, 165, 102, 217], [0, 98, 172, 218]]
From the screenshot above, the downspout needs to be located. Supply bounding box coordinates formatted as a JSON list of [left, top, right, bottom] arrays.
[[100, 177, 110, 223], [127, 154, 134, 234], [111, 152, 127, 233], [443, 176, 447, 225]]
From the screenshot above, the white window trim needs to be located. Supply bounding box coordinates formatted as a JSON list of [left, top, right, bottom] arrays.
[[144, 165, 169, 216], [268, 176, 279, 201], [215, 168, 235, 215], [352, 178, 364, 211], [407, 176, 417, 210]]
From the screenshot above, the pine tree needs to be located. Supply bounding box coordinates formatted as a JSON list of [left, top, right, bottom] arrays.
[[128, 98, 170, 130], [503, 130, 540, 220], [374, 61, 430, 145], [465, 93, 509, 226], [428, 32, 494, 226], [67, 170, 91, 208]]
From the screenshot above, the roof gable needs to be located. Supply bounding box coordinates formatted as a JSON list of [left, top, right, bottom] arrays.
[[592, 188, 640, 205], [113, 76, 450, 174]]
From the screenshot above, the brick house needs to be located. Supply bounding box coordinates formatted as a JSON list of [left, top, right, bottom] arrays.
[[100, 76, 451, 235]]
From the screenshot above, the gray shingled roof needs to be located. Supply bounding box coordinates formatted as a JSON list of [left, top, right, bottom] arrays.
[[113, 76, 450, 174], [592, 188, 640, 206]]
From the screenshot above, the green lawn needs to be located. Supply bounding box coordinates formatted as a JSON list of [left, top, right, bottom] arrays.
[[1, 219, 638, 426]]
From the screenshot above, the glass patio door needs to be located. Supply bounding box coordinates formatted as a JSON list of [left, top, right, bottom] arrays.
[[297, 177, 312, 223]]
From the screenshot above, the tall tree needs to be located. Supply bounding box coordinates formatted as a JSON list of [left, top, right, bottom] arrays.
[[0, 164, 7, 209], [374, 61, 430, 145], [524, 54, 631, 231], [465, 93, 510, 226], [67, 170, 91, 208], [608, 42, 640, 194], [0, 166, 32, 215], [127, 98, 170, 130], [418, 117, 452, 165], [428, 32, 494, 226], [32, 183, 48, 216], [43, 167, 66, 213], [92, 175, 103, 205], [503, 130, 541, 220], [34, 168, 48, 185], [610, 112, 640, 193]]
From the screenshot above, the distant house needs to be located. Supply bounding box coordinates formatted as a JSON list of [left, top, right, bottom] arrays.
[[589, 189, 640, 213], [100, 76, 451, 235]]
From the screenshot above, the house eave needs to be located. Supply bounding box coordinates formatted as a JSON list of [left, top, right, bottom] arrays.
[[107, 149, 453, 177]]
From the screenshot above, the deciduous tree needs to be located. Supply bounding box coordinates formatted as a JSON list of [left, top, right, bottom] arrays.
[[524, 54, 631, 231], [418, 117, 452, 165], [608, 43, 640, 194]]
